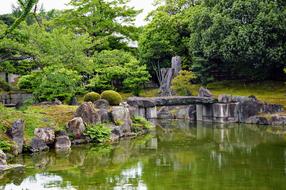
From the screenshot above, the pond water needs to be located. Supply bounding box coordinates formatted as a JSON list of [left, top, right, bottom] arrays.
[[1, 120, 286, 190]]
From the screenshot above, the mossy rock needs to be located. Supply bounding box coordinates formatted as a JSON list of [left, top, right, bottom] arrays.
[[101, 90, 122, 106], [84, 92, 101, 103]]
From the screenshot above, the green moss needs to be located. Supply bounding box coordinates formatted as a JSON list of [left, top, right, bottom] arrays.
[[0, 104, 77, 143], [84, 92, 101, 102], [101, 90, 122, 106], [115, 120, 124, 126]]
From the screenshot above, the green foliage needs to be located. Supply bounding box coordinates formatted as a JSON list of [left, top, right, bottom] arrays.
[[122, 63, 150, 96], [84, 92, 101, 102], [18, 66, 82, 101], [87, 50, 150, 93], [0, 140, 12, 151], [101, 90, 122, 106], [17, 72, 38, 91], [0, 78, 11, 91], [0, 0, 38, 38], [140, 0, 286, 83], [84, 124, 111, 143], [56, 0, 140, 52], [132, 117, 154, 133], [139, 11, 184, 72], [171, 70, 197, 96]]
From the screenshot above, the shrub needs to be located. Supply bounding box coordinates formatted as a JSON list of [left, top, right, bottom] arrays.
[[17, 73, 38, 92], [84, 124, 111, 143], [0, 78, 11, 91], [101, 90, 122, 106], [171, 70, 197, 96], [84, 92, 101, 102], [18, 66, 83, 102]]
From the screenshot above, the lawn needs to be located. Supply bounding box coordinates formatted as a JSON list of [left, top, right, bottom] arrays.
[[139, 80, 286, 107]]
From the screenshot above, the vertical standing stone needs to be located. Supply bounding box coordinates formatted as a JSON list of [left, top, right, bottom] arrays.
[[146, 106, 157, 119], [228, 102, 240, 122], [160, 56, 182, 96], [213, 103, 229, 123], [138, 107, 146, 117], [202, 104, 213, 122], [196, 104, 203, 121], [6, 119, 24, 155]]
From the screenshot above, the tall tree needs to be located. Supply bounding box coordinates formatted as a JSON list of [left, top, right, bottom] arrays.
[[54, 0, 140, 52]]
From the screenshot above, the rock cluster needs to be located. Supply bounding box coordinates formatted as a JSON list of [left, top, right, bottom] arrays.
[[246, 114, 286, 125]]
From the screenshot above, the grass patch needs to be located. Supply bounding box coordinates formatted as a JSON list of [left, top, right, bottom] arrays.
[[206, 81, 286, 107], [140, 81, 286, 107], [0, 104, 78, 143]]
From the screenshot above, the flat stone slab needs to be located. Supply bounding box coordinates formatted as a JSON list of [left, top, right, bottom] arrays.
[[127, 96, 217, 108]]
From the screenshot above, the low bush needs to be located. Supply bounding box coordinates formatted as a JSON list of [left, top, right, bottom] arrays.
[[84, 124, 111, 143], [17, 73, 38, 92], [18, 66, 82, 102], [84, 92, 101, 102], [101, 90, 122, 106]]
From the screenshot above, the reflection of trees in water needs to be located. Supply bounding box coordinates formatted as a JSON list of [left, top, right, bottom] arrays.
[[142, 121, 286, 190], [1, 121, 286, 190]]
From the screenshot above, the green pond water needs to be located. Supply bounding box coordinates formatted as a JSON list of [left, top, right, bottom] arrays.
[[1, 120, 286, 190]]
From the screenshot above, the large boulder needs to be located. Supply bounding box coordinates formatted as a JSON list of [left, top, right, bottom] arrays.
[[30, 138, 49, 153], [55, 136, 71, 150], [6, 119, 24, 154], [110, 125, 124, 142], [98, 109, 110, 123], [75, 102, 100, 124], [198, 87, 213, 98], [111, 106, 132, 133], [237, 98, 263, 122], [67, 117, 85, 139], [94, 99, 110, 109], [34, 127, 55, 145], [217, 95, 279, 122]]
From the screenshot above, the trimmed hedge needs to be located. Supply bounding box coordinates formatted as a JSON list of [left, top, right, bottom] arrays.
[[84, 92, 101, 102], [101, 90, 122, 106]]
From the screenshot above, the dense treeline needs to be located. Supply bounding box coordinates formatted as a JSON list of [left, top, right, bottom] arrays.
[[0, 0, 285, 101], [140, 0, 286, 84], [0, 0, 149, 101]]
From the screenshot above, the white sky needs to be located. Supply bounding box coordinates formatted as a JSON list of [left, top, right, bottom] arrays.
[[0, 0, 155, 26]]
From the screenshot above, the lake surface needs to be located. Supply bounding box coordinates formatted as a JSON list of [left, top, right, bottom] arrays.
[[1, 120, 286, 190]]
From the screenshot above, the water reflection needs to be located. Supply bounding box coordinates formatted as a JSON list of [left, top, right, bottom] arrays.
[[1, 121, 286, 190], [2, 173, 75, 190]]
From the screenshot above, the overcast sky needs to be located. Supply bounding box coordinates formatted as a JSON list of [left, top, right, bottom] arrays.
[[0, 0, 155, 26]]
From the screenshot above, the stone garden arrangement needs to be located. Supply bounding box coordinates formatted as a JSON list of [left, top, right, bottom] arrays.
[[1, 86, 286, 172]]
